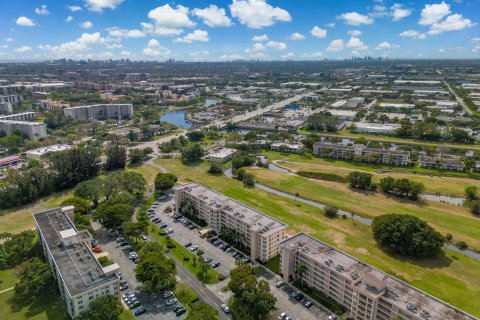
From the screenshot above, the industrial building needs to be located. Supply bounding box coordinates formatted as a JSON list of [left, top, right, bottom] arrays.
[[26, 144, 72, 160], [280, 232, 475, 320], [64, 104, 133, 120], [174, 182, 288, 262], [203, 148, 238, 162], [33, 207, 120, 318]]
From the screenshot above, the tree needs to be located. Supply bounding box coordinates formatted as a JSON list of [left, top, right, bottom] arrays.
[[208, 163, 223, 174], [154, 173, 178, 192], [82, 295, 122, 320], [470, 200, 480, 215], [117, 171, 146, 196], [199, 257, 211, 280], [324, 206, 338, 218], [75, 179, 103, 206], [465, 186, 478, 201], [187, 302, 220, 320], [347, 171, 375, 190], [14, 258, 54, 303], [0, 230, 36, 267], [136, 250, 176, 292], [181, 143, 204, 163], [95, 203, 133, 228], [242, 173, 255, 188], [379, 177, 395, 193], [128, 148, 146, 164], [371, 214, 445, 257], [75, 213, 95, 235], [304, 112, 340, 132], [295, 263, 307, 288], [61, 197, 91, 215], [105, 144, 127, 170], [186, 130, 205, 141]]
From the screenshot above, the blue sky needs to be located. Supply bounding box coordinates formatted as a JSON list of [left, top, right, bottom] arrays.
[[0, 0, 479, 61]]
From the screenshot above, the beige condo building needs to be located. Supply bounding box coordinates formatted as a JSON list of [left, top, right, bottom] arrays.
[[280, 233, 475, 320], [174, 182, 288, 262]]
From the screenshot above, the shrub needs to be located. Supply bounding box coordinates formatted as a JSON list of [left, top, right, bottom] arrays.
[[324, 206, 338, 218], [297, 171, 347, 183], [456, 241, 468, 250], [159, 230, 167, 236]]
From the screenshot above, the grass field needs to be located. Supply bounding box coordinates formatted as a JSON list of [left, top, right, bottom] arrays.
[[154, 158, 480, 316]]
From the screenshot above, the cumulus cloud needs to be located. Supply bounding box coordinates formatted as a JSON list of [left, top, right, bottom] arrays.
[[175, 30, 209, 43], [245, 42, 265, 53], [266, 40, 287, 51], [325, 22, 335, 28], [81, 21, 93, 29], [107, 27, 145, 38], [146, 4, 194, 36], [310, 26, 327, 39], [281, 52, 295, 59], [391, 4, 412, 21], [38, 32, 106, 56], [302, 52, 323, 59], [427, 13, 474, 35], [347, 30, 362, 37], [143, 39, 171, 57], [84, 0, 124, 12], [399, 29, 426, 39], [252, 34, 268, 42], [326, 39, 344, 52], [288, 33, 305, 41], [35, 5, 50, 15], [5, 38, 14, 42], [14, 46, 32, 53], [66, 16, 73, 22], [219, 54, 243, 60], [338, 12, 374, 26], [346, 37, 368, 50], [419, 1, 451, 25], [16, 17, 35, 27], [229, 0, 291, 29], [68, 5, 82, 12], [375, 41, 399, 49], [121, 50, 131, 56], [193, 5, 232, 27]]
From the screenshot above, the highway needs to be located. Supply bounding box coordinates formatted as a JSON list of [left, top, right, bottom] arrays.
[[445, 81, 473, 116]]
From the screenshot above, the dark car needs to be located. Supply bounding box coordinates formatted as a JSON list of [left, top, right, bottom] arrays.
[[304, 300, 313, 308], [160, 224, 168, 228], [188, 224, 195, 230], [152, 217, 160, 222], [173, 305, 184, 312], [295, 293, 305, 301], [134, 307, 147, 316], [176, 308, 186, 316], [290, 291, 299, 299]]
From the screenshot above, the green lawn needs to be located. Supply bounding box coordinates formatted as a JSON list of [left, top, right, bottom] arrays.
[[174, 284, 198, 313], [0, 268, 18, 292], [154, 158, 480, 316], [0, 288, 66, 320], [263, 256, 280, 275], [149, 224, 221, 284], [119, 309, 136, 320]]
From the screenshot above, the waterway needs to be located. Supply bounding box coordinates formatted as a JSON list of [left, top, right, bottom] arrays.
[[160, 98, 219, 127]]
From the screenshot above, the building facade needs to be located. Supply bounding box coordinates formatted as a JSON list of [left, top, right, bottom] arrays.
[[419, 156, 465, 171], [64, 104, 133, 120], [280, 233, 475, 320], [174, 182, 288, 262], [33, 207, 120, 318], [0, 120, 47, 140]]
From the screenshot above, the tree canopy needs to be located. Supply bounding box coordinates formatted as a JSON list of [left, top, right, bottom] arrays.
[[181, 143, 204, 163], [79, 295, 122, 320], [154, 173, 178, 192], [135, 242, 176, 293], [14, 258, 54, 303]]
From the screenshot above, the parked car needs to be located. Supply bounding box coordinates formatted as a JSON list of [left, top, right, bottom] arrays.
[[163, 291, 173, 299], [185, 241, 192, 247], [92, 246, 102, 253], [152, 218, 160, 223], [158, 195, 167, 200], [204, 256, 212, 262], [166, 228, 174, 234], [327, 316, 337, 320], [120, 280, 128, 286], [290, 291, 299, 299], [142, 234, 148, 240], [173, 305, 184, 312], [117, 273, 123, 280], [164, 207, 172, 213], [295, 293, 304, 301], [160, 224, 168, 228], [190, 245, 198, 252], [221, 304, 230, 314], [134, 307, 146, 316], [304, 300, 313, 308], [120, 284, 129, 291], [166, 298, 177, 306], [275, 280, 285, 288], [147, 209, 155, 213], [211, 261, 220, 268], [188, 224, 195, 230], [116, 237, 125, 243], [129, 301, 141, 309], [176, 308, 186, 316], [153, 202, 160, 205], [279, 312, 287, 319]]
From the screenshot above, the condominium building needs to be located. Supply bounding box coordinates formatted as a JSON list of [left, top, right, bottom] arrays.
[[280, 233, 475, 320], [313, 142, 410, 166], [0, 111, 36, 121], [0, 95, 23, 113], [0, 120, 47, 140], [174, 182, 288, 262], [271, 142, 304, 153], [64, 104, 133, 120], [33, 206, 120, 318], [419, 155, 465, 172]]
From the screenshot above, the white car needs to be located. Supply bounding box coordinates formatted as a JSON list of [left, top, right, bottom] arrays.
[[221, 304, 230, 314], [190, 245, 198, 252], [142, 234, 147, 240], [166, 228, 174, 234]]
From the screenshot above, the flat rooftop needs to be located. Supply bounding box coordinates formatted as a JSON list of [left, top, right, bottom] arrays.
[[281, 233, 474, 320], [26, 144, 72, 156], [206, 148, 237, 159], [33, 208, 118, 297], [175, 182, 287, 236]]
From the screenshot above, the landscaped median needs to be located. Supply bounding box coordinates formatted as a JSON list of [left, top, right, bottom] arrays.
[[148, 224, 222, 284]]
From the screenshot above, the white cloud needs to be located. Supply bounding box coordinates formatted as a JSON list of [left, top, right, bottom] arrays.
[[106, 43, 122, 49], [121, 50, 131, 56], [81, 21, 93, 29], [68, 5, 82, 12], [219, 54, 243, 60], [338, 12, 374, 26], [38, 32, 106, 56], [326, 39, 344, 52], [229, 0, 291, 29], [302, 52, 323, 59], [438, 48, 445, 53], [0, 45, 8, 49], [370, 4, 388, 18], [16, 17, 35, 27], [252, 34, 268, 42], [399, 29, 426, 39], [66, 16, 73, 22], [347, 30, 362, 37], [427, 14, 474, 35], [84, 0, 124, 12], [266, 40, 287, 51], [175, 30, 209, 43], [391, 4, 412, 21], [375, 41, 399, 49], [419, 1, 451, 25], [193, 5, 232, 27], [288, 33, 305, 41], [107, 27, 145, 38], [35, 5, 50, 15], [245, 42, 265, 53], [5, 38, 14, 42], [346, 37, 368, 50], [146, 4, 194, 36], [143, 39, 171, 57], [325, 22, 335, 28], [281, 52, 295, 59], [310, 26, 327, 39], [14, 46, 32, 53]]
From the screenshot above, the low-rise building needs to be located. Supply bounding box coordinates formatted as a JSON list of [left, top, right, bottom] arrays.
[[419, 155, 465, 171], [204, 148, 238, 162], [378, 103, 415, 110], [26, 144, 72, 160], [174, 182, 288, 262], [0, 120, 47, 140], [271, 142, 304, 153], [329, 109, 358, 120], [352, 122, 400, 134], [0, 155, 21, 169], [280, 233, 474, 320], [64, 104, 133, 120], [33, 207, 120, 318]]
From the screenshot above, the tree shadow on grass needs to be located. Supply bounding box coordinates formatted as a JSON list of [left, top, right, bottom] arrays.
[[380, 246, 453, 270], [7, 287, 66, 319]]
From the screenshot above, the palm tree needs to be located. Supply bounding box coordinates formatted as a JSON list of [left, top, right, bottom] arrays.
[[295, 263, 307, 288]]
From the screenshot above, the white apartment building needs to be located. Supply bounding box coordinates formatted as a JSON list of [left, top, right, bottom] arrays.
[[64, 104, 133, 120], [0, 120, 47, 140], [280, 233, 475, 320], [174, 182, 288, 262], [0, 111, 37, 121], [33, 207, 120, 318]]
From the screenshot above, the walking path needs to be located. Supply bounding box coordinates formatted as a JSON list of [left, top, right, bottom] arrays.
[[0, 287, 14, 294]]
